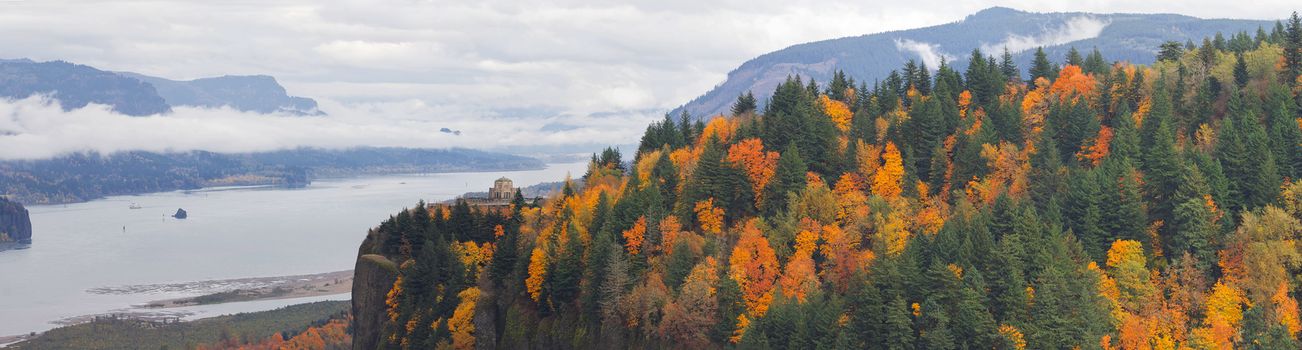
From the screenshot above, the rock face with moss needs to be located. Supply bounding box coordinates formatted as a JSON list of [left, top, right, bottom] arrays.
[[0, 197, 32, 244], [352, 229, 398, 350]]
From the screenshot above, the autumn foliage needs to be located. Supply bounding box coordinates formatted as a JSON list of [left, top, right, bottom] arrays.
[[363, 33, 1302, 350]]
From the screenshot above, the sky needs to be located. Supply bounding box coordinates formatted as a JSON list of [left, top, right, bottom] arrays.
[[0, 0, 1297, 159]]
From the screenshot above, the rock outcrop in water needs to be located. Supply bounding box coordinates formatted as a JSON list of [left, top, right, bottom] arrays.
[[172, 208, 187, 219], [0, 197, 32, 244]]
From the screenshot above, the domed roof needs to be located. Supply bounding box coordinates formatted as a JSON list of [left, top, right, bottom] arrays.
[[495, 177, 512, 183]]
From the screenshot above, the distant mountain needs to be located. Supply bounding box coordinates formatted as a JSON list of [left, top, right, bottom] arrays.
[[0, 59, 171, 116], [120, 73, 323, 116], [0, 59, 321, 116], [674, 7, 1276, 118]]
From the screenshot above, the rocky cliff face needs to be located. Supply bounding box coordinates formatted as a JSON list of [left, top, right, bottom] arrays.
[[121, 73, 324, 116], [352, 230, 398, 350], [0, 59, 171, 116], [0, 197, 32, 243]]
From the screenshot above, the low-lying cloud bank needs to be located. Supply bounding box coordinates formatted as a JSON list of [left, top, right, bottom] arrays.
[[0, 96, 655, 160], [893, 38, 954, 69], [981, 16, 1110, 54]]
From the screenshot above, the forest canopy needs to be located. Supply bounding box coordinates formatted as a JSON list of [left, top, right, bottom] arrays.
[[359, 14, 1302, 350]]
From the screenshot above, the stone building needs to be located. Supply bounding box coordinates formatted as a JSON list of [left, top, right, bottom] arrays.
[[489, 177, 515, 200]]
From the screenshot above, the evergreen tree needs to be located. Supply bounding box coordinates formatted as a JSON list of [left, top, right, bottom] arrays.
[[1030, 47, 1054, 83], [1285, 12, 1302, 82], [1065, 47, 1084, 67], [1140, 82, 1182, 229], [1233, 52, 1250, 88], [908, 96, 944, 182], [883, 296, 915, 350], [1064, 170, 1106, 261], [1158, 41, 1185, 62], [1169, 165, 1219, 272], [732, 91, 758, 117], [762, 145, 807, 216], [918, 298, 956, 350], [1000, 47, 1020, 83], [1083, 48, 1108, 76]]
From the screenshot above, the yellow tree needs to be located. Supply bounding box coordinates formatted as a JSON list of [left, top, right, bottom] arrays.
[[1078, 126, 1114, 167], [623, 216, 648, 256], [819, 223, 871, 293], [1192, 281, 1247, 349], [1218, 207, 1302, 302], [695, 199, 725, 237], [727, 138, 780, 205], [820, 94, 853, 133], [659, 215, 684, 255], [729, 219, 779, 316], [832, 173, 869, 224], [659, 258, 720, 348], [447, 287, 480, 350], [1048, 65, 1097, 103], [526, 247, 547, 302], [872, 142, 904, 200]]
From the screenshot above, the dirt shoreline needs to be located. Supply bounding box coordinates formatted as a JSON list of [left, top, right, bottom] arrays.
[[138, 270, 353, 309]]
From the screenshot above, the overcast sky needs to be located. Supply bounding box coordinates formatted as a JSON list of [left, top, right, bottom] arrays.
[[0, 1, 1297, 159]]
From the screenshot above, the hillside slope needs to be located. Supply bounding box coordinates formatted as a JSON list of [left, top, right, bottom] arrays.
[[0, 59, 320, 116], [675, 7, 1273, 118], [0, 59, 171, 116], [121, 73, 323, 115]]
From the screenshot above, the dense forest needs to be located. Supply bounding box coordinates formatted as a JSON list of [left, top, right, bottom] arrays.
[[355, 14, 1302, 350]]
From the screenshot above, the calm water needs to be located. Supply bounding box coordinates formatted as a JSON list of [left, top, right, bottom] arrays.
[[0, 162, 587, 336]]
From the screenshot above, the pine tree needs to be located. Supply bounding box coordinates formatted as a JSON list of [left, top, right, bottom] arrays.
[[1099, 159, 1147, 246], [1220, 90, 1282, 213], [1234, 52, 1249, 88], [883, 296, 916, 350], [908, 96, 944, 181], [1284, 12, 1302, 82], [1140, 82, 1182, 228], [1030, 47, 1054, 83], [1065, 47, 1084, 67], [1064, 170, 1107, 261], [1000, 48, 1020, 83], [733, 91, 758, 117], [1158, 41, 1185, 62], [918, 298, 956, 350], [1083, 48, 1108, 76], [1169, 165, 1218, 272], [1266, 83, 1302, 179], [762, 145, 807, 216]]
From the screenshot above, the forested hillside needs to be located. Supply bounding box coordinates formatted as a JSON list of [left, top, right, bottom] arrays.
[[673, 7, 1274, 119], [0, 147, 543, 205], [354, 14, 1302, 349]]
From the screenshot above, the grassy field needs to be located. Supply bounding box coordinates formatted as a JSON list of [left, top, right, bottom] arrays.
[[10, 301, 349, 350]]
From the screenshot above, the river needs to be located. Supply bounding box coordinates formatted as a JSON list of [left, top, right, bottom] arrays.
[[0, 162, 588, 336]]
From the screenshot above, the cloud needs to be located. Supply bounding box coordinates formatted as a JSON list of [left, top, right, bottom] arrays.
[[0, 96, 657, 160], [980, 16, 1110, 54], [894, 38, 953, 69], [0, 1, 1296, 160]]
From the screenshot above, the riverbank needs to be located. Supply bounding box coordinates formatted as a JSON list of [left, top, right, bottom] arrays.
[[0, 161, 589, 337], [6, 301, 350, 349], [122, 270, 353, 309]]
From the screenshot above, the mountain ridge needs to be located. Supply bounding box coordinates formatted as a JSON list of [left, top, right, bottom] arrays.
[[0, 59, 321, 116], [672, 7, 1276, 119]]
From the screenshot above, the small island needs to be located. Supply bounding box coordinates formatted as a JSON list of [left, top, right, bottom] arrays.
[[172, 208, 187, 219]]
